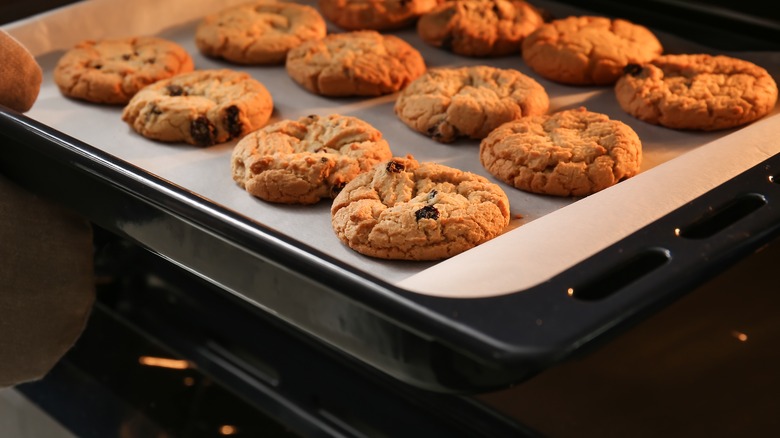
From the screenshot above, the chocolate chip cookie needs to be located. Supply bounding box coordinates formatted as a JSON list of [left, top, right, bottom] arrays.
[[231, 114, 393, 204], [394, 65, 550, 143], [122, 69, 273, 146], [196, 0, 327, 65], [480, 107, 642, 197], [331, 155, 511, 260], [285, 30, 426, 97], [615, 54, 779, 131], [54, 36, 194, 104], [319, 0, 438, 31], [417, 0, 544, 57], [522, 16, 663, 85]]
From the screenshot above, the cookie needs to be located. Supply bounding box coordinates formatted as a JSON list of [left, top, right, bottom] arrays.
[[521, 16, 663, 85], [331, 155, 511, 260], [285, 30, 426, 97], [122, 69, 273, 146], [394, 65, 550, 143], [615, 54, 779, 131], [53, 36, 194, 104], [231, 114, 393, 204], [319, 0, 438, 31], [0, 30, 43, 113], [417, 0, 544, 57], [479, 107, 642, 197], [195, 0, 327, 65]]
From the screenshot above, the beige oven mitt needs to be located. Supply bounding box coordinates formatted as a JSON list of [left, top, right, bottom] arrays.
[[1, 30, 95, 388]]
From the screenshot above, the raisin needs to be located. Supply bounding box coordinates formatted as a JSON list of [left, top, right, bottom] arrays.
[[121, 53, 131, 61], [167, 85, 186, 96], [330, 182, 346, 197], [225, 105, 242, 138], [415, 205, 439, 221], [440, 34, 453, 50], [190, 116, 216, 146], [386, 160, 405, 173], [624, 63, 643, 77]]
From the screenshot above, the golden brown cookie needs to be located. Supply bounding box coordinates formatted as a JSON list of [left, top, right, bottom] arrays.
[[285, 30, 426, 97], [0, 30, 42, 112], [331, 155, 511, 260], [231, 114, 393, 204], [195, 0, 327, 65], [480, 107, 642, 197], [122, 69, 273, 146], [319, 0, 439, 31], [417, 0, 544, 57], [522, 16, 663, 85], [394, 65, 549, 143], [615, 54, 779, 131], [53, 36, 194, 104]]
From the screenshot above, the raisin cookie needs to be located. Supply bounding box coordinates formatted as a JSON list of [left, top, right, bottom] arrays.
[[417, 0, 544, 57], [615, 54, 779, 131], [331, 155, 511, 260], [522, 16, 663, 85], [54, 36, 194, 104], [122, 69, 273, 146], [231, 114, 393, 204], [195, 0, 327, 65], [319, 0, 438, 31], [394, 65, 549, 143], [285, 30, 426, 97], [480, 107, 642, 197]]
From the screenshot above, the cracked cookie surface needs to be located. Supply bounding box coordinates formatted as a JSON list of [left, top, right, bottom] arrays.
[[121, 69, 273, 146], [196, 0, 326, 65], [231, 114, 393, 204], [285, 30, 426, 97], [615, 54, 779, 131], [331, 155, 511, 260], [417, 0, 544, 57], [394, 65, 549, 142], [54, 36, 194, 104], [480, 107, 642, 197], [319, 0, 438, 31], [522, 16, 663, 85]]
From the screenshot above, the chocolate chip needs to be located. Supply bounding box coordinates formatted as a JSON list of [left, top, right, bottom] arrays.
[[415, 205, 439, 221], [121, 54, 131, 61], [166, 85, 186, 96], [386, 160, 405, 173], [225, 105, 242, 138], [190, 116, 216, 146], [624, 64, 643, 76]]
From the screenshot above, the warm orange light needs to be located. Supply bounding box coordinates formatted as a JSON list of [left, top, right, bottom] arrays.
[[731, 331, 748, 342], [674, 228, 681, 237], [567, 287, 574, 296], [219, 425, 238, 435], [138, 356, 190, 370]]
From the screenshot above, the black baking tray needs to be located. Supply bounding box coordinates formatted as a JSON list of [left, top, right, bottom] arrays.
[[2, 0, 780, 393]]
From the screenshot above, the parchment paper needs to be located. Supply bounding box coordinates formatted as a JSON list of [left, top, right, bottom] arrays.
[[5, 0, 780, 297]]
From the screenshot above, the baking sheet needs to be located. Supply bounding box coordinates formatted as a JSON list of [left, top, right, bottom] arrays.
[[5, 0, 780, 297]]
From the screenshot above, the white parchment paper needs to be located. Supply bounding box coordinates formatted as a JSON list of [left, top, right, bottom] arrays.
[[5, 0, 780, 297]]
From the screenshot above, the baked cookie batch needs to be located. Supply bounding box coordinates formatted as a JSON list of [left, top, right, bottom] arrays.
[[51, 0, 779, 261]]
